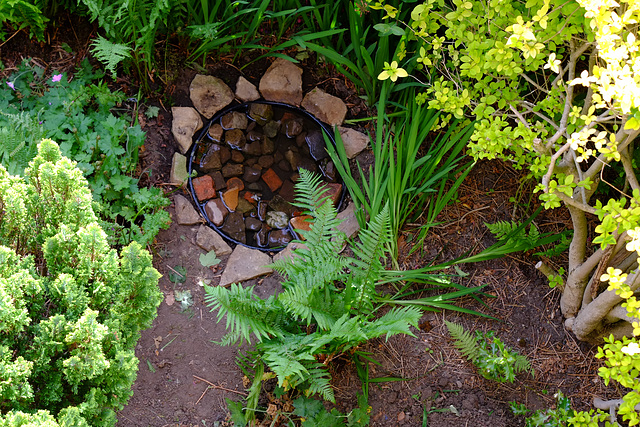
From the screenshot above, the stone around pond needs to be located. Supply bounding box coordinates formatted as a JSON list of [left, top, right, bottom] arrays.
[[204, 198, 228, 226], [338, 126, 370, 159], [321, 182, 342, 206], [221, 111, 248, 130], [221, 211, 246, 244], [301, 87, 347, 126], [259, 58, 303, 105], [218, 245, 273, 287], [266, 211, 289, 229], [171, 106, 203, 154], [235, 76, 260, 102], [175, 194, 202, 225], [248, 103, 273, 126], [196, 225, 232, 256], [170, 153, 188, 186], [189, 74, 234, 119]]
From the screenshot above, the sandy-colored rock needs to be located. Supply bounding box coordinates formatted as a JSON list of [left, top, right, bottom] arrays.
[[336, 202, 359, 239], [196, 225, 232, 256], [171, 107, 203, 154], [204, 198, 228, 226], [235, 76, 260, 102], [174, 194, 201, 225], [338, 126, 370, 159], [301, 87, 347, 126], [170, 153, 188, 186], [273, 241, 308, 264], [218, 245, 273, 287], [259, 58, 303, 105], [189, 74, 234, 119]]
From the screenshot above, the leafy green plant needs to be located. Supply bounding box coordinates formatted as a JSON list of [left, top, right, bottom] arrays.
[[0, 0, 48, 41], [0, 139, 162, 426], [0, 59, 170, 247], [511, 392, 578, 427], [445, 321, 533, 383], [205, 169, 421, 423]]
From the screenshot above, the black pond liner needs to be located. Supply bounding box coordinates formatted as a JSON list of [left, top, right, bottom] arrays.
[[187, 100, 346, 252]]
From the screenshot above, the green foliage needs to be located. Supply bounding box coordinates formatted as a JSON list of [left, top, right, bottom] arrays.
[[89, 36, 133, 78], [445, 321, 533, 383], [206, 169, 420, 420], [511, 392, 581, 427], [0, 140, 162, 426], [0, 0, 48, 41], [0, 59, 170, 247]]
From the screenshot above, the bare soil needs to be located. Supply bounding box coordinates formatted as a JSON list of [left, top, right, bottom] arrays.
[[1, 17, 617, 427]]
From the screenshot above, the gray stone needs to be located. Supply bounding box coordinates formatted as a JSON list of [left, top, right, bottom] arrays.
[[196, 225, 232, 256], [266, 211, 289, 229], [170, 153, 188, 186], [336, 202, 360, 239], [301, 87, 347, 126], [338, 126, 369, 159], [189, 74, 234, 119], [273, 241, 308, 263], [171, 107, 203, 154], [221, 111, 248, 130], [218, 245, 273, 287], [259, 58, 303, 105], [204, 198, 228, 226], [235, 76, 260, 102], [174, 194, 201, 225]]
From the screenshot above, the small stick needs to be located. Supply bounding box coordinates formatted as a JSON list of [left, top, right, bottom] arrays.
[[195, 386, 210, 405], [193, 375, 247, 397], [165, 264, 185, 280]]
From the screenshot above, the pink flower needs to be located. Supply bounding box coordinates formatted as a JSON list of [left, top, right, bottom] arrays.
[[6, 81, 14, 90], [52, 74, 62, 82]]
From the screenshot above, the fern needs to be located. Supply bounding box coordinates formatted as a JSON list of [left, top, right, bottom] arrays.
[[89, 35, 132, 78], [445, 321, 480, 361], [486, 220, 540, 246]]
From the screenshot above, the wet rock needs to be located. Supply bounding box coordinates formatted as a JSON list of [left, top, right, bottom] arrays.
[[243, 166, 262, 183], [246, 182, 262, 191], [282, 117, 303, 137], [226, 177, 244, 191], [268, 195, 294, 216], [279, 180, 296, 203], [246, 130, 262, 142], [256, 224, 270, 247], [235, 76, 260, 102], [201, 145, 222, 171], [225, 129, 246, 150], [218, 245, 273, 287], [222, 187, 239, 211], [221, 111, 248, 130], [245, 217, 262, 231], [221, 211, 246, 244], [171, 106, 203, 154], [222, 163, 244, 178], [189, 74, 234, 119], [319, 159, 337, 182], [204, 198, 228, 226], [301, 87, 347, 126], [196, 225, 232, 256], [261, 137, 275, 155], [211, 171, 226, 191], [192, 175, 216, 201], [321, 182, 342, 206], [257, 201, 268, 221], [262, 168, 283, 192], [208, 123, 223, 142], [175, 194, 201, 225], [296, 131, 306, 147], [170, 153, 188, 186], [338, 126, 369, 159], [243, 141, 263, 156], [263, 121, 279, 138], [290, 215, 313, 238], [248, 103, 273, 126], [266, 211, 289, 229], [268, 229, 293, 247], [285, 149, 299, 170], [220, 146, 231, 164], [272, 241, 308, 263], [259, 58, 303, 105], [231, 150, 244, 163], [305, 129, 329, 160], [278, 159, 291, 172], [236, 198, 255, 214], [257, 155, 274, 169], [243, 191, 260, 205], [296, 158, 319, 174]]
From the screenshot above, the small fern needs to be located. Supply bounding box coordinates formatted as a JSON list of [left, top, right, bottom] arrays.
[[445, 321, 533, 383], [90, 35, 132, 78], [486, 220, 540, 244]]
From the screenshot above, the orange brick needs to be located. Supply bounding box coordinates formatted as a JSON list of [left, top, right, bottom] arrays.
[[262, 168, 283, 192], [192, 175, 216, 201], [243, 191, 259, 205], [290, 215, 313, 239], [222, 187, 239, 211]]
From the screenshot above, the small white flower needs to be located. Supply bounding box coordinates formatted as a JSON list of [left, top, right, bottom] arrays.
[[621, 342, 640, 355]]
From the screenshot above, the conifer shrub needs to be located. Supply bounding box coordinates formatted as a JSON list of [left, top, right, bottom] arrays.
[[0, 139, 162, 426]]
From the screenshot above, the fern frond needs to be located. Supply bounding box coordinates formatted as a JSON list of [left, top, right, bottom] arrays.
[[279, 282, 345, 330], [303, 364, 335, 403], [261, 335, 316, 386], [485, 220, 539, 245], [363, 306, 421, 341], [90, 35, 132, 78], [514, 353, 533, 376], [293, 168, 330, 212], [204, 283, 284, 345], [307, 314, 367, 354], [445, 321, 480, 362]]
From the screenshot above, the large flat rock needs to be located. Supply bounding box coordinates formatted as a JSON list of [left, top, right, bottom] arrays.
[[301, 87, 347, 126], [171, 107, 203, 154], [190, 74, 234, 119], [218, 245, 273, 287], [259, 58, 303, 105]]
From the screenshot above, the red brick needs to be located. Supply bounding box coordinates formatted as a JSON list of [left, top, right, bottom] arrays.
[[262, 168, 283, 192], [290, 215, 313, 239], [243, 191, 259, 205], [192, 175, 216, 202]]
